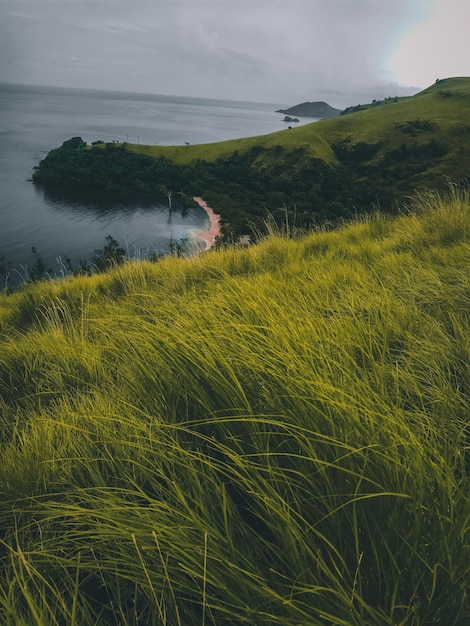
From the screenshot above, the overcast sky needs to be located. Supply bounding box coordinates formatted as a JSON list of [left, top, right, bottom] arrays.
[[0, 0, 468, 107]]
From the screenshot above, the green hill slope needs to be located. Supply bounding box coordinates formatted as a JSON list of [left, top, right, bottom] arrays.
[[33, 77, 470, 236], [128, 77, 470, 164], [133, 77, 470, 229], [1, 187, 469, 624]]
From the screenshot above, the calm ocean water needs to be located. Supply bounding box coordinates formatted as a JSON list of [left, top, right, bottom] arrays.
[[0, 83, 315, 283]]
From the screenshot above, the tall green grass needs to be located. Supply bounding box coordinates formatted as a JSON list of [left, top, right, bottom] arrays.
[[0, 187, 469, 624]]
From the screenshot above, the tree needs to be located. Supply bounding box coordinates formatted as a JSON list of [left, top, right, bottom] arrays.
[[93, 236, 126, 272]]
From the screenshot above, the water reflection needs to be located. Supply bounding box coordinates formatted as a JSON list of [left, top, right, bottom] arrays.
[[2, 83, 283, 282], [36, 183, 191, 219], [1, 183, 206, 286]]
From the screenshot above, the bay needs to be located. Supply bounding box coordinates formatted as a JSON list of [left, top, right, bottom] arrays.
[[0, 83, 316, 284]]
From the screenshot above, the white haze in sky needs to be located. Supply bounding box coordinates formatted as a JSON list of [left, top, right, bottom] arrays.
[[0, 0, 468, 107]]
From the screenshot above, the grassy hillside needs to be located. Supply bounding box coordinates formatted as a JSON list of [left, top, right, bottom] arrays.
[[34, 78, 470, 237], [128, 77, 470, 213], [126, 77, 470, 168], [1, 186, 469, 624]]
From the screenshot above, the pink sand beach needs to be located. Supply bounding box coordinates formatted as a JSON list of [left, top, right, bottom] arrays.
[[191, 197, 221, 251]]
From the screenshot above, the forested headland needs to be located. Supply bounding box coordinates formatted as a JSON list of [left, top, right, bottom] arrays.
[[33, 77, 470, 237]]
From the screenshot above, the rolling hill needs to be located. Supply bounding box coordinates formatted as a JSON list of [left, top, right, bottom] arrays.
[[34, 77, 470, 237]]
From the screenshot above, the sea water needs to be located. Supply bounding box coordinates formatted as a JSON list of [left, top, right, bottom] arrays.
[[0, 83, 315, 281]]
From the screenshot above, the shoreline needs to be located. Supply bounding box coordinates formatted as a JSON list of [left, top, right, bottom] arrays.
[[190, 196, 221, 251]]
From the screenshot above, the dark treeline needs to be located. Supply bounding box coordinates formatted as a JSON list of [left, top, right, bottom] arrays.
[[33, 137, 191, 204], [33, 138, 355, 236], [33, 134, 457, 238]]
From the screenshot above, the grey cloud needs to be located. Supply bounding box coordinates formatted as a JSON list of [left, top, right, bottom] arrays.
[[104, 22, 149, 34], [0, 0, 428, 106]]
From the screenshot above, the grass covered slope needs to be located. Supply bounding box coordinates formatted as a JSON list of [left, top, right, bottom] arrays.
[[127, 77, 470, 167], [127, 76, 470, 194], [1, 188, 469, 624]]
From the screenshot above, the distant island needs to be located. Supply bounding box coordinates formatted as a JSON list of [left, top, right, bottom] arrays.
[[276, 101, 341, 119], [282, 115, 300, 123]]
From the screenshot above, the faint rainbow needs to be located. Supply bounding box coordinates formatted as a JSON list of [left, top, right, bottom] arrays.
[[386, 0, 437, 86]]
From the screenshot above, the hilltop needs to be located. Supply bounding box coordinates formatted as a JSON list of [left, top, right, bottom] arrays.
[[1, 187, 469, 624], [33, 77, 470, 236]]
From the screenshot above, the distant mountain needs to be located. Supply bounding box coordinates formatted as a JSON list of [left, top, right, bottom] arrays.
[[276, 101, 341, 118]]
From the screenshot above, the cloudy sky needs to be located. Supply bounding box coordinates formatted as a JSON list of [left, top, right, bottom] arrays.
[[0, 0, 468, 107]]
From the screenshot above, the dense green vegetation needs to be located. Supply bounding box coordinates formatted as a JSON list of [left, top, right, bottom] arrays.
[[33, 77, 470, 237], [1, 186, 469, 624], [32, 137, 193, 208], [33, 137, 345, 235]]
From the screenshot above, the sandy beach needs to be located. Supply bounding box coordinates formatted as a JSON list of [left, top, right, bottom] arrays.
[[191, 197, 221, 251]]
